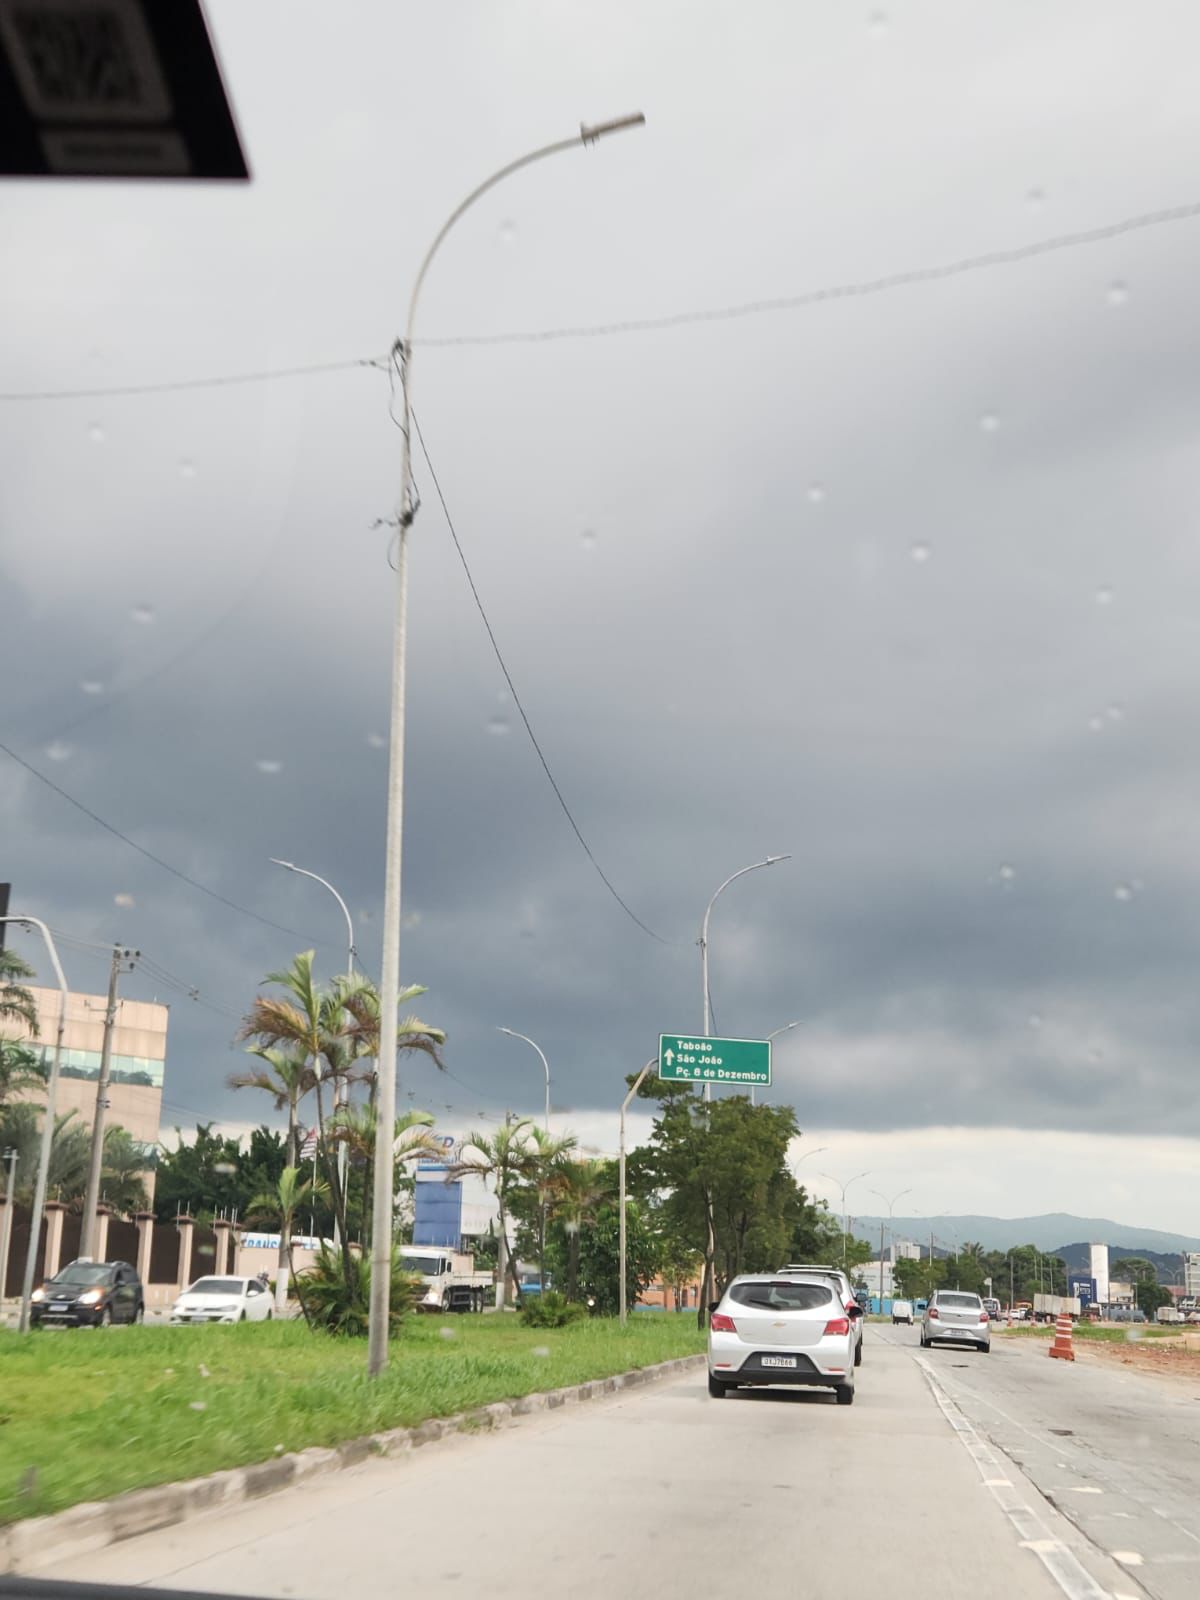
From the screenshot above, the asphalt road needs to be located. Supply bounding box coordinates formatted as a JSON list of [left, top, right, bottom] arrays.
[[41, 1329, 1168, 1600], [877, 1322, 1200, 1600]]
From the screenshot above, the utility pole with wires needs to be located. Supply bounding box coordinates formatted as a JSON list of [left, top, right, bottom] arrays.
[[80, 946, 137, 1259]]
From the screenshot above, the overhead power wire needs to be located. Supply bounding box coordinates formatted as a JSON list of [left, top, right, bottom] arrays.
[[0, 737, 319, 945], [418, 199, 1200, 347], [2, 197, 1197, 401], [410, 409, 672, 947], [0, 355, 384, 403]]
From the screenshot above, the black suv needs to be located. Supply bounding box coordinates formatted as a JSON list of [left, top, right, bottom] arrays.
[[30, 1258, 144, 1327]]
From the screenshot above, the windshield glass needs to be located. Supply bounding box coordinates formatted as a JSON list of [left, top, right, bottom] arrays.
[[50, 1265, 113, 1287], [398, 1256, 445, 1276], [187, 1279, 245, 1296], [937, 1294, 983, 1309], [729, 1281, 835, 1311]]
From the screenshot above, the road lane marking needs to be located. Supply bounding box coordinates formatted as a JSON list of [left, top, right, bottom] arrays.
[[916, 1356, 1111, 1600], [1063, 1486, 1103, 1495], [1111, 1552, 1143, 1566]]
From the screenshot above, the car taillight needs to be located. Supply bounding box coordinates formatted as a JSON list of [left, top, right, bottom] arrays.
[[928, 1307, 939, 1319], [980, 1312, 989, 1323], [824, 1317, 850, 1336], [709, 1312, 737, 1333]]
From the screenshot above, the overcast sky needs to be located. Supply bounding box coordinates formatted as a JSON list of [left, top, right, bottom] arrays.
[[4, 2, 1200, 1235]]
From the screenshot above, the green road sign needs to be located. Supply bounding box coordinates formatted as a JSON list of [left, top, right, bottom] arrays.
[[658, 1034, 771, 1087]]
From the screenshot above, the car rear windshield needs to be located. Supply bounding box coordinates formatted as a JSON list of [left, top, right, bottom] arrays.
[[189, 1278, 244, 1295], [729, 1281, 835, 1311], [937, 1293, 983, 1309]]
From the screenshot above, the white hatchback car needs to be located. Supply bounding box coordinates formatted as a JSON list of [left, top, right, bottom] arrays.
[[170, 1275, 274, 1325], [708, 1274, 862, 1404]]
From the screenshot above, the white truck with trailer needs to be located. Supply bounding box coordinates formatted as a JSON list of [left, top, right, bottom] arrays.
[[397, 1245, 493, 1312], [1033, 1292, 1081, 1323]]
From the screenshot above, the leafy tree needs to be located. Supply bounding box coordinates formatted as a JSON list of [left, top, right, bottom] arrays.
[[1112, 1257, 1171, 1318], [0, 1103, 149, 1214], [295, 1244, 423, 1337], [574, 1198, 660, 1316], [154, 1123, 245, 1221], [246, 1164, 327, 1318], [550, 1157, 613, 1302], [99, 1126, 152, 1215], [628, 1083, 800, 1322]]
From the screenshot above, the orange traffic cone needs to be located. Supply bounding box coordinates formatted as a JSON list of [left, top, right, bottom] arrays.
[[1048, 1310, 1075, 1361]]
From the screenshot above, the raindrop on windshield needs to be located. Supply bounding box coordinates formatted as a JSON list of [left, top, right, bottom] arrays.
[[1026, 187, 1045, 208], [1106, 281, 1129, 307], [868, 10, 889, 35], [80, 679, 104, 695], [487, 717, 511, 736], [910, 542, 932, 564], [1028, 1014, 1042, 1029], [807, 483, 826, 504], [89, 423, 105, 443], [255, 758, 283, 774], [1088, 714, 1104, 733], [131, 603, 155, 624], [998, 863, 1015, 883], [179, 459, 196, 479], [498, 219, 516, 244], [113, 893, 135, 908], [366, 731, 386, 749], [1113, 883, 1133, 903], [978, 413, 1000, 433], [581, 528, 597, 550], [1094, 586, 1113, 606], [45, 740, 71, 762], [1106, 703, 1124, 722]]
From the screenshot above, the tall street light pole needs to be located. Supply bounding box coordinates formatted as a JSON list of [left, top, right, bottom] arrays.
[[367, 112, 647, 1377], [819, 1169, 872, 1266], [271, 859, 356, 1248], [497, 1028, 550, 1132], [699, 855, 790, 1102], [869, 1186, 913, 1309], [0, 916, 68, 1334], [619, 1058, 656, 1326], [753, 1019, 799, 1108]]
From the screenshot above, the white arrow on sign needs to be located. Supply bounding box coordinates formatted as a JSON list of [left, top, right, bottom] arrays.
[[663, 1048, 675, 1067]]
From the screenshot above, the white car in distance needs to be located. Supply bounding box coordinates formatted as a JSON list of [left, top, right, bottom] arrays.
[[170, 1275, 274, 1325]]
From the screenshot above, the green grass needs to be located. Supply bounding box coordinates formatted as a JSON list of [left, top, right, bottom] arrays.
[[998, 1321, 1182, 1342], [0, 1313, 704, 1525]]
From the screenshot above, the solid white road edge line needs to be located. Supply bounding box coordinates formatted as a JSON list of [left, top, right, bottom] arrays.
[[915, 1355, 1115, 1600]]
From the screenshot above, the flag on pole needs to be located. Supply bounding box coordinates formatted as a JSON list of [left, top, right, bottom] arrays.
[[299, 1128, 319, 1160]]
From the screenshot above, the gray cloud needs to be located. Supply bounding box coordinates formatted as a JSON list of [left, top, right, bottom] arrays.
[[4, 2, 1200, 1166]]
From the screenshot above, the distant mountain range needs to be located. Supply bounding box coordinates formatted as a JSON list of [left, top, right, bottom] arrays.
[[851, 1211, 1200, 1257]]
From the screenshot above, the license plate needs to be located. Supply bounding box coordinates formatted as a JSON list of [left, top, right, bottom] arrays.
[[760, 1355, 798, 1369], [50, 1303, 69, 1312]]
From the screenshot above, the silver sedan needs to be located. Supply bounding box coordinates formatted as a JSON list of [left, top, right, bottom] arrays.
[[920, 1289, 990, 1352]]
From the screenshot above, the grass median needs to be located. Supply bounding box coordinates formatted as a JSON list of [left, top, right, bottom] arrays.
[[0, 1312, 705, 1525]]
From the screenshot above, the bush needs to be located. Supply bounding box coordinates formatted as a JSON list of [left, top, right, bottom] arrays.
[[519, 1290, 588, 1328], [294, 1246, 423, 1337]]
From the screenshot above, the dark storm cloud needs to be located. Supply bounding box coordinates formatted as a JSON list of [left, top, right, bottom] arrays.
[[5, 2, 1200, 1149]]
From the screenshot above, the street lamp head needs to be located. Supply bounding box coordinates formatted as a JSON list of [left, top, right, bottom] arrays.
[[269, 857, 296, 871], [765, 853, 791, 866], [580, 112, 646, 144]]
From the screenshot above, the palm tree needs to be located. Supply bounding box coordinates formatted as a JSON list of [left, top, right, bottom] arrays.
[[228, 1044, 316, 1310], [0, 949, 38, 1035], [524, 1127, 578, 1292], [329, 1103, 445, 1246], [452, 1119, 539, 1304], [0, 1041, 45, 1112], [99, 1127, 153, 1215], [245, 1165, 328, 1327], [552, 1157, 613, 1302], [239, 953, 445, 1302]]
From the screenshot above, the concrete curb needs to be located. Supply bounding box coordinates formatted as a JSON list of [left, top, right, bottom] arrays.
[[0, 1354, 705, 1575]]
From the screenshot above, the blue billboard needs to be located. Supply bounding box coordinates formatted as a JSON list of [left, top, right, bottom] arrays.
[[1068, 1274, 1097, 1307]]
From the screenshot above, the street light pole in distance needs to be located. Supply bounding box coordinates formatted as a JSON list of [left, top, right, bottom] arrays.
[[367, 111, 646, 1376], [699, 855, 790, 1104]]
